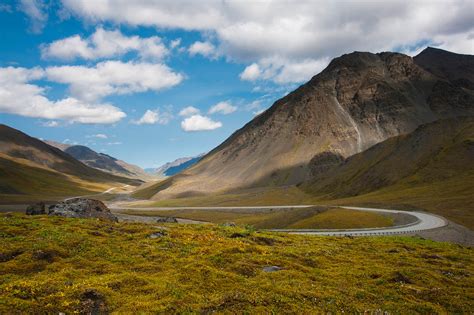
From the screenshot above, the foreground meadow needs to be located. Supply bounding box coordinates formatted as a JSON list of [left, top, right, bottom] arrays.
[[0, 214, 472, 313]]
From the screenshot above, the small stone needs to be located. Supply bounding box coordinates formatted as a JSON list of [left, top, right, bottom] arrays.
[[149, 231, 166, 239], [222, 222, 236, 227], [156, 217, 178, 223], [262, 266, 282, 272]]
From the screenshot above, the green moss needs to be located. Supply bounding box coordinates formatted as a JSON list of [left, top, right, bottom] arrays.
[[0, 214, 472, 313]]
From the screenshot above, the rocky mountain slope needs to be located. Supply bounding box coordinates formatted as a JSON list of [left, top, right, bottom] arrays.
[[141, 47, 474, 199], [146, 154, 204, 178], [0, 124, 140, 202], [414, 47, 474, 89], [57, 145, 154, 181]]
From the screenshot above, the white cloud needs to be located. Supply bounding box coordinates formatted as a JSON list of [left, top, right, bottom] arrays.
[[46, 61, 183, 101], [170, 38, 181, 49], [240, 63, 261, 81], [107, 141, 122, 145], [179, 106, 200, 117], [133, 109, 173, 125], [208, 101, 237, 115], [41, 27, 169, 61], [19, 0, 47, 33], [88, 133, 108, 139], [188, 41, 217, 58], [61, 0, 474, 84], [0, 67, 126, 124], [42, 120, 59, 127], [239, 57, 329, 84], [181, 115, 222, 131], [253, 109, 265, 116]]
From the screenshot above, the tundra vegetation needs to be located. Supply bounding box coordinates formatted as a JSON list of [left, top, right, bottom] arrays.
[[0, 214, 472, 313]]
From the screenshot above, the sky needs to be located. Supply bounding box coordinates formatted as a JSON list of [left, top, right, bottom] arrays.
[[0, 0, 473, 168]]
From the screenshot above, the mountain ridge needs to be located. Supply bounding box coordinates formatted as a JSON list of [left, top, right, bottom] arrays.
[[140, 47, 474, 200]]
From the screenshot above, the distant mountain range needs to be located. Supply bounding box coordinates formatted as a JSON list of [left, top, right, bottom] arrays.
[[0, 125, 140, 203], [146, 154, 204, 178], [46, 141, 154, 181], [138, 47, 474, 202]]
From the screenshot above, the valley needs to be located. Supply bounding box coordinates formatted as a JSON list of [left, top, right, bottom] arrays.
[[1, 45, 473, 313]]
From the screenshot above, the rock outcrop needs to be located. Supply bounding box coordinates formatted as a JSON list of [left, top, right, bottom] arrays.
[[47, 198, 118, 222]]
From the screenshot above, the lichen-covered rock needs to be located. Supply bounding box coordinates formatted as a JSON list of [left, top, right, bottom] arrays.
[[48, 198, 117, 222], [26, 202, 46, 215]]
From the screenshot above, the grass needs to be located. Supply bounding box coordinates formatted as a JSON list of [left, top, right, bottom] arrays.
[[130, 186, 312, 207], [0, 156, 115, 204], [0, 214, 472, 313], [287, 208, 393, 229], [118, 207, 393, 230]]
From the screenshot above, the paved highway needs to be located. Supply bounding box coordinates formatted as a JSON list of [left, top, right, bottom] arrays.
[[109, 204, 448, 236]]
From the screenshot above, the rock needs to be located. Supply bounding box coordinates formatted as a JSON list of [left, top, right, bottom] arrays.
[[0, 250, 23, 262], [32, 249, 57, 262], [48, 198, 117, 222], [149, 231, 166, 239], [252, 236, 276, 246], [229, 233, 246, 238], [156, 216, 178, 223], [262, 266, 282, 272], [222, 222, 236, 227], [26, 202, 46, 215], [79, 289, 108, 314]]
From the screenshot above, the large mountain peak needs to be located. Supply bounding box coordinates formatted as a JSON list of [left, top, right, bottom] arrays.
[[138, 48, 474, 200]]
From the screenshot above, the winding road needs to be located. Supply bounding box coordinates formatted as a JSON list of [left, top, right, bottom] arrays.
[[109, 204, 448, 236]]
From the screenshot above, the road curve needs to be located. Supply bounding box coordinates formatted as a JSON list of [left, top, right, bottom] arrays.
[[273, 206, 448, 236], [109, 204, 448, 236]]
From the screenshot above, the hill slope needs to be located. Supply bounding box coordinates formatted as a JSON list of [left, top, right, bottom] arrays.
[[61, 145, 154, 181], [303, 117, 474, 227], [0, 124, 140, 203], [139, 48, 474, 200]]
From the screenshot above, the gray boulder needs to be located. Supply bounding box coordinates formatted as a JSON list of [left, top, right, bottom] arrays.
[[26, 202, 46, 215], [48, 198, 117, 222]]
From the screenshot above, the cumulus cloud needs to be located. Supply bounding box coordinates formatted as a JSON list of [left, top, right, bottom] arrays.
[[181, 115, 222, 132], [188, 41, 218, 58], [18, 0, 47, 33], [132, 109, 173, 125], [240, 63, 261, 81], [45, 61, 183, 101], [241, 57, 330, 84], [41, 27, 168, 61], [0, 66, 126, 124], [208, 101, 237, 115], [179, 106, 200, 117], [60, 0, 474, 84]]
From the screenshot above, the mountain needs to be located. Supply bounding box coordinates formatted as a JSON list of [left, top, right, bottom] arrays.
[[48, 144, 155, 181], [147, 154, 204, 177], [0, 124, 140, 203], [302, 116, 474, 227], [44, 140, 71, 151], [413, 47, 474, 89], [138, 47, 474, 200]]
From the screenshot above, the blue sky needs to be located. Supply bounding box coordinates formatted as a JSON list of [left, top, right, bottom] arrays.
[[0, 0, 472, 168]]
